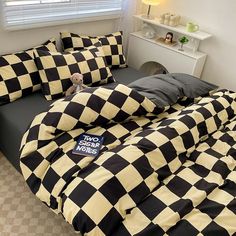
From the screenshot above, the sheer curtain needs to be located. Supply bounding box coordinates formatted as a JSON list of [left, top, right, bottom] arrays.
[[119, 0, 141, 54]]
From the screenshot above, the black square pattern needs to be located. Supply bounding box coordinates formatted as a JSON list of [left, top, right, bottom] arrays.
[[69, 180, 97, 208], [166, 176, 193, 197]]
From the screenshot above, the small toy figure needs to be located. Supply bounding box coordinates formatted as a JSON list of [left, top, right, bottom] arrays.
[[164, 32, 173, 44], [65, 73, 87, 96]]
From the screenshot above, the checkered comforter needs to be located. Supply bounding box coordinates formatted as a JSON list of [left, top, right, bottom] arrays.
[[20, 84, 236, 236]]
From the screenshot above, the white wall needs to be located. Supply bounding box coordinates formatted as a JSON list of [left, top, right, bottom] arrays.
[[0, 1, 141, 55], [0, 0, 120, 55], [0, 1, 140, 55], [143, 0, 236, 90], [0, 19, 118, 55]]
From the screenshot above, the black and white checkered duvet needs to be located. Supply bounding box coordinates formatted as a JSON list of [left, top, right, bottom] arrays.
[[20, 84, 236, 236]]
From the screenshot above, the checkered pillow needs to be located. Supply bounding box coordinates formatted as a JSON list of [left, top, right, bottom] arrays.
[[61, 31, 127, 69], [34, 43, 115, 101], [0, 38, 58, 105]]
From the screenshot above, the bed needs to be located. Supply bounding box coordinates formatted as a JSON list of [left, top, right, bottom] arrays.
[[1, 37, 236, 236], [14, 72, 236, 236], [0, 67, 147, 172]]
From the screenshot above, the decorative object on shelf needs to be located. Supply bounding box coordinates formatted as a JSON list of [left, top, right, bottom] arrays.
[[169, 15, 180, 27], [156, 32, 177, 47], [142, 0, 160, 19], [160, 13, 181, 26], [159, 13, 165, 24], [164, 32, 173, 44], [156, 37, 177, 47], [186, 22, 199, 32], [163, 13, 170, 25], [178, 36, 189, 51], [142, 23, 156, 39], [134, 14, 212, 54]]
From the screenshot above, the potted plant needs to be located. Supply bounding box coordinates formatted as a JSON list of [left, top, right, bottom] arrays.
[[178, 36, 189, 51]]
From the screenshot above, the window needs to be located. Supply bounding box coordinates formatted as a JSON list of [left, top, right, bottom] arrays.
[[5, 0, 71, 6], [3, 0, 123, 30]]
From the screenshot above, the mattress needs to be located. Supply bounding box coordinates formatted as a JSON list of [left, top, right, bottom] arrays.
[[0, 92, 52, 172], [0, 67, 147, 172], [111, 67, 147, 84]]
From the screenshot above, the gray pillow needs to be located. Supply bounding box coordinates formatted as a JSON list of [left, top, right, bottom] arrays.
[[170, 73, 218, 98], [129, 73, 218, 108]]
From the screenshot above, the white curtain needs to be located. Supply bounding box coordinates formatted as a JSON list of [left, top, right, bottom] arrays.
[[118, 0, 141, 54]]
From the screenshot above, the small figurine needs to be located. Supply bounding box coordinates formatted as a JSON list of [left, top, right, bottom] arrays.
[[65, 73, 87, 96], [164, 32, 173, 44]]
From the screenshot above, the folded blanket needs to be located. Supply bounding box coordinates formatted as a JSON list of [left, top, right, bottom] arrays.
[[20, 83, 236, 236]]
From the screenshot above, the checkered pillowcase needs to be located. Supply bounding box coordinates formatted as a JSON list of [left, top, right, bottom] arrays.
[[61, 31, 127, 69], [34, 43, 115, 101], [0, 38, 58, 105]]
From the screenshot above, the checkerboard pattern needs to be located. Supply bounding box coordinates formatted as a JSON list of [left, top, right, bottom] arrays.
[[0, 38, 57, 105], [61, 31, 127, 69], [20, 87, 236, 236], [34, 43, 115, 101], [116, 116, 236, 236]]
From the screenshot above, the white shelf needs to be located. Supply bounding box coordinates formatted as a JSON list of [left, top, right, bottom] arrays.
[[134, 15, 212, 41], [131, 31, 206, 60]]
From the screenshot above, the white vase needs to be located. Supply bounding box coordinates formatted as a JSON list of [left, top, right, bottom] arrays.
[[164, 14, 170, 25], [142, 23, 156, 39]]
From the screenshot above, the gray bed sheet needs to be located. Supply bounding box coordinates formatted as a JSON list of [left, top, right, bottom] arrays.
[[112, 67, 147, 85], [0, 92, 53, 172], [0, 67, 147, 172]]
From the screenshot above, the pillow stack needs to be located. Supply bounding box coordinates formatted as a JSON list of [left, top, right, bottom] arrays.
[[0, 38, 57, 105], [0, 31, 127, 103]]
